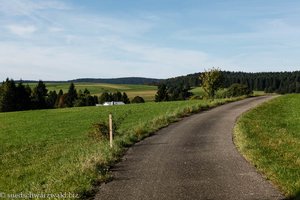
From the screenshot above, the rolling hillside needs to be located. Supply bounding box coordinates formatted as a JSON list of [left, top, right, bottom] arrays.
[[71, 77, 162, 85], [27, 82, 158, 102]]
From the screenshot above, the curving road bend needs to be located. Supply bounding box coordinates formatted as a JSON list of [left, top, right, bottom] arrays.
[[94, 96, 284, 200]]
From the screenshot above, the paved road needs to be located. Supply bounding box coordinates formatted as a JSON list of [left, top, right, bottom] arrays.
[[95, 96, 284, 200]]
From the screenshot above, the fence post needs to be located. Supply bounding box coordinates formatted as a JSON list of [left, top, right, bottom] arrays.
[[109, 113, 113, 148]]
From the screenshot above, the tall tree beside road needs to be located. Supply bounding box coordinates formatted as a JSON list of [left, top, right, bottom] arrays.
[[200, 68, 223, 98]]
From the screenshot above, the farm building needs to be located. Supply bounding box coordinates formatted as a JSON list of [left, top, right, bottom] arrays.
[[101, 101, 125, 106]]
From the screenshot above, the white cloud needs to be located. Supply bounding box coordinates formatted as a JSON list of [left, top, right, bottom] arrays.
[[48, 27, 64, 32], [59, 13, 155, 38], [1, 0, 299, 81], [0, 0, 70, 33], [109, 40, 209, 68], [0, 0, 69, 16], [173, 18, 300, 46], [6, 24, 37, 36], [0, 37, 238, 81]]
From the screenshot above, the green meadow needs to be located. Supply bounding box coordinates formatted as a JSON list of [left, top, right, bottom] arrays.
[[27, 82, 158, 102], [234, 94, 300, 199], [26, 82, 265, 103], [0, 97, 243, 199]]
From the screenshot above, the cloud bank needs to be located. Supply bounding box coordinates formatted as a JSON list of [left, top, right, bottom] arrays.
[[0, 0, 299, 81]]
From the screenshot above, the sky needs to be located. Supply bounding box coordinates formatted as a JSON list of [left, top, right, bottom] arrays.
[[0, 0, 300, 81]]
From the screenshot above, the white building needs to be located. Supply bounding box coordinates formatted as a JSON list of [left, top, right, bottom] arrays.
[[102, 101, 125, 106]]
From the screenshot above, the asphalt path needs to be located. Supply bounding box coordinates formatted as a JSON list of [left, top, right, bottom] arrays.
[[95, 96, 285, 200]]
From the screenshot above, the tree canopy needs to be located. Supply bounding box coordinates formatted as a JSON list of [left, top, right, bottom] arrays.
[[65, 82, 77, 107], [131, 96, 145, 103], [200, 68, 223, 98], [155, 84, 169, 102], [32, 80, 48, 109], [0, 80, 99, 112], [99, 91, 130, 104]]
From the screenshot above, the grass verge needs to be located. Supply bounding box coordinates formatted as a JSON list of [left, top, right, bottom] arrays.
[[234, 94, 300, 199], [1, 97, 244, 199]]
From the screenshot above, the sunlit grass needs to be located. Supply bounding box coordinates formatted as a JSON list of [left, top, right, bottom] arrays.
[[0, 97, 243, 199], [234, 94, 300, 199]]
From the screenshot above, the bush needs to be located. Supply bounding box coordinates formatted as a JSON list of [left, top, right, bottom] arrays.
[[214, 88, 228, 99], [225, 84, 252, 97], [131, 96, 145, 103], [189, 95, 203, 100], [90, 121, 110, 140]]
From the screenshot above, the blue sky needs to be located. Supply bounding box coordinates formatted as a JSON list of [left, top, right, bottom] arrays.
[[0, 0, 300, 81]]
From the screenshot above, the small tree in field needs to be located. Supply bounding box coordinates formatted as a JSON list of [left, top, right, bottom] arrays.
[[131, 96, 145, 103], [65, 82, 77, 107], [200, 68, 222, 99], [122, 92, 130, 104], [155, 84, 169, 102], [99, 92, 112, 104], [32, 80, 48, 109], [225, 83, 252, 97], [112, 91, 122, 101], [0, 78, 17, 112]]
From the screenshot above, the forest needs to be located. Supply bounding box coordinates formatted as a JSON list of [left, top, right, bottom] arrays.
[[163, 71, 300, 94], [0, 79, 133, 112]]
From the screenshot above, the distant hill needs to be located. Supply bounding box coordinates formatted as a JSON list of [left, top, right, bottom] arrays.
[[20, 77, 163, 85], [71, 77, 162, 85]]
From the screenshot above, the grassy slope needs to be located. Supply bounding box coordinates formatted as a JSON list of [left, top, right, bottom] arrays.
[[0, 97, 243, 198], [27, 82, 157, 101], [234, 94, 300, 198]]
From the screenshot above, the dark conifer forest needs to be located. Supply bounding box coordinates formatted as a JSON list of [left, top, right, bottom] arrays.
[[163, 71, 300, 94]]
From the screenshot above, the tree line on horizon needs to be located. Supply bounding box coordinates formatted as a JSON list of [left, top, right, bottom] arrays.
[[2, 70, 299, 111], [155, 83, 193, 102], [155, 68, 253, 101], [162, 71, 300, 94], [0, 79, 144, 112], [0, 79, 98, 112]]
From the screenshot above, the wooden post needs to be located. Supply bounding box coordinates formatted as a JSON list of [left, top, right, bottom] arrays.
[[109, 113, 113, 148]]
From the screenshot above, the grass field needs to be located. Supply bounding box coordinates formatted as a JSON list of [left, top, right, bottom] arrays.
[[0, 97, 243, 199], [27, 82, 157, 102], [27, 82, 265, 103], [234, 94, 300, 199]]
